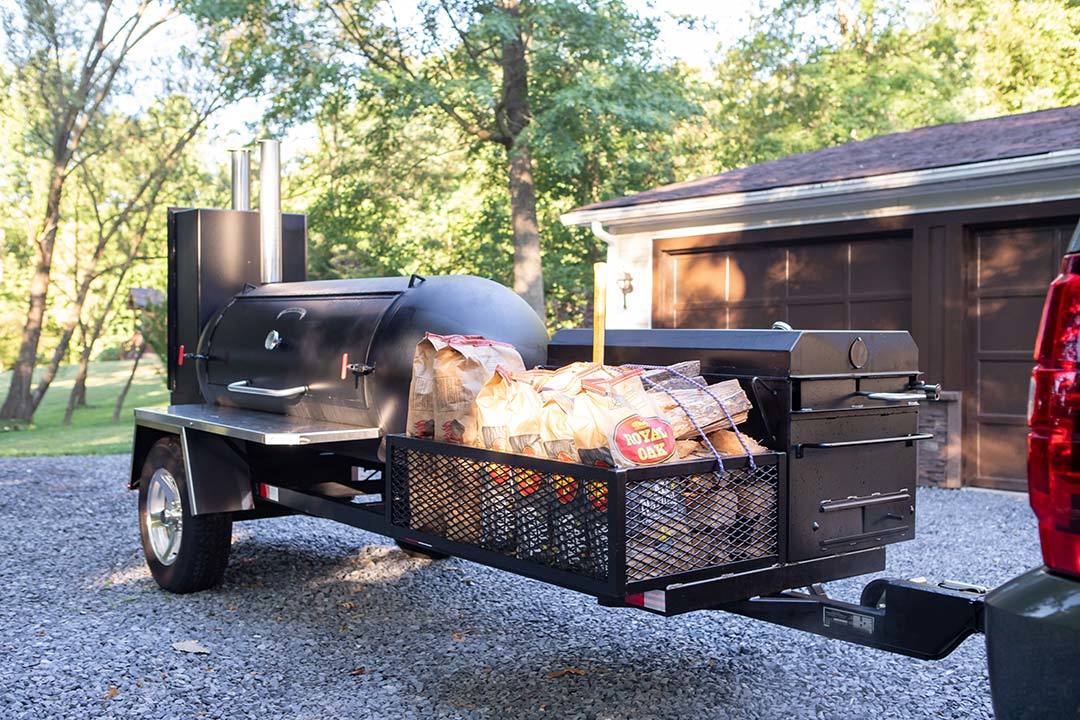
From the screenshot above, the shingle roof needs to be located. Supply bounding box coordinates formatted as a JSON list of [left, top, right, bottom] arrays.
[[574, 104, 1080, 213]]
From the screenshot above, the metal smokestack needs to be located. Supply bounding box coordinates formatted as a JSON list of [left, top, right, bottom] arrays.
[[230, 148, 251, 211], [259, 139, 282, 284]]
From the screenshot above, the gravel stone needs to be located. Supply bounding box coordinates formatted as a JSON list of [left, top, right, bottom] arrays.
[[0, 454, 1040, 719]]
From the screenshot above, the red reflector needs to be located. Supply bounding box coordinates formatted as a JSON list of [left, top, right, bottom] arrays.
[[341, 353, 349, 381], [177, 344, 185, 367], [1029, 253, 1080, 579], [624, 592, 645, 608], [1039, 523, 1080, 577]]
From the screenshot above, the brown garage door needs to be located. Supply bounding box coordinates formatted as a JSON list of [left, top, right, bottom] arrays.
[[966, 223, 1073, 490], [654, 235, 912, 330]]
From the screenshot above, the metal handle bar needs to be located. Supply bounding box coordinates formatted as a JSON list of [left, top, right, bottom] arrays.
[[856, 391, 928, 402], [227, 380, 308, 399], [795, 433, 933, 458]]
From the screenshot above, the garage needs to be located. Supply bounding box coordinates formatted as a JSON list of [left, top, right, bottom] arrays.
[[562, 105, 1080, 490]]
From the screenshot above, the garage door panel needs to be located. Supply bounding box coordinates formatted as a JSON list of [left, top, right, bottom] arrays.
[[851, 239, 912, 294], [977, 228, 1061, 291], [978, 295, 1045, 353], [976, 422, 1029, 483], [729, 247, 786, 301], [661, 235, 912, 334], [978, 360, 1034, 416], [788, 244, 848, 297], [850, 299, 911, 330], [788, 302, 846, 330], [678, 305, 727, 328], [967, 222, 1074, 490], [675, 253, 727, 305], [728, 305, 784, 329]]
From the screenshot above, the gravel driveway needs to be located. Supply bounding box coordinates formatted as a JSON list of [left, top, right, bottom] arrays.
[[0, 454, 1039, 719]]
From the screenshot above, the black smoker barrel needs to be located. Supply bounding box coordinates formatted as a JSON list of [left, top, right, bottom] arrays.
[[195, 275, 548, 442]]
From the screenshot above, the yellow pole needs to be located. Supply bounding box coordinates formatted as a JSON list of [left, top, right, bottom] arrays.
[[593, 262, 607, 365]]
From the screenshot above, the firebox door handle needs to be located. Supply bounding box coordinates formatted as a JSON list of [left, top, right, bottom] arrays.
[[795, 433, 933, 459], [227, 380, 308, 399], [856, 391, 928, 402]]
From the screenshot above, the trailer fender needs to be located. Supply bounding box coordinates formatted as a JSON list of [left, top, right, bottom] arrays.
[[129, 424, 175, 490], [129, 423, 253, 515], [178, 427, 254, 515]]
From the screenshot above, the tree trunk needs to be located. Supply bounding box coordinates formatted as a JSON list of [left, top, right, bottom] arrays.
[[498, 0, 545, 319], [0, 173, 64, 423], [74, 375, 87, 408], [63, 261, 131, 422], [73, 322, 89, 407], [507, 147, 544, 317], [112, 341, 145, 422], [63, 345, 93, 425]]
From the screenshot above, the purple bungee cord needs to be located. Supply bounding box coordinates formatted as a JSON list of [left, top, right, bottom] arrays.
[[626, 363, 758, 471]]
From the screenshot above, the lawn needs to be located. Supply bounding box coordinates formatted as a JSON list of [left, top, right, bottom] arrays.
[[0, 357, 168, 457]]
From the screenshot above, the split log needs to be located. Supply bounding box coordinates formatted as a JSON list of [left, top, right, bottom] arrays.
[[649, 379, 752, 439]]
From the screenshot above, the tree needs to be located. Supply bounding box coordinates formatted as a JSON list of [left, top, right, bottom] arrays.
[[187, 0, 696, 322], [33, 94, 223, 415], [703, 0, 1080, 173], [0, 0, 174, 423]]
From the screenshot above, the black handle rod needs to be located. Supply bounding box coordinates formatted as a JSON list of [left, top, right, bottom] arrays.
[[795, 433, 933, 459]]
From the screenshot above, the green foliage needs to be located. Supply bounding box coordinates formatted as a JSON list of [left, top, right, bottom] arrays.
[[703, 0, 1080, 172], [186, 0, 700, 328], [140, 300, 168, 360]]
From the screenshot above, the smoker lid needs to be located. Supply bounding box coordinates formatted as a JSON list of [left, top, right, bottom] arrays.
[[549, 328, 918, 377]]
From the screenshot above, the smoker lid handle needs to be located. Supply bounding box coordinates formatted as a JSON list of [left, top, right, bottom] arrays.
[[227, 380, 308, 399]]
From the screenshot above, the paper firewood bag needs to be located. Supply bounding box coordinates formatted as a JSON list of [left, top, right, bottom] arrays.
[[433, 336, 525, 446]]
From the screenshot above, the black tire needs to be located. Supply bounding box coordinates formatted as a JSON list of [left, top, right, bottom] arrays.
[[138, 437, 232, 593], [395, 539, 449, 560]]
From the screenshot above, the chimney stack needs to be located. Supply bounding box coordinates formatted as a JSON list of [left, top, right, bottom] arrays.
[[230, 148, 251, 211], [258, 139, 282, 284]]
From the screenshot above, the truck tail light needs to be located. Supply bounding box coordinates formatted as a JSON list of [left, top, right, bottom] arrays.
[[1029, 253, 1080, 578]]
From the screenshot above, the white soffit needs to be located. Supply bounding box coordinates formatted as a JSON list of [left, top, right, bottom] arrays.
[[560, 149, 1080, 236]]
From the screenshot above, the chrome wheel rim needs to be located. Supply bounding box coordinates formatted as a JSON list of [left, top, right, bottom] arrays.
[[146, 468, 183, 566]]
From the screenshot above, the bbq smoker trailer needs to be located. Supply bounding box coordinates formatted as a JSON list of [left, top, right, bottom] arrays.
[[131, 143, 986, 664]]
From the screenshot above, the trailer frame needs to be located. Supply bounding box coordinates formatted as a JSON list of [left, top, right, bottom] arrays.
[[131, 403, 988, 663]]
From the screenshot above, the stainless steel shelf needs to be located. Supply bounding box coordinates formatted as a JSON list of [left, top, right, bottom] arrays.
[[134, 404, 381, 446]]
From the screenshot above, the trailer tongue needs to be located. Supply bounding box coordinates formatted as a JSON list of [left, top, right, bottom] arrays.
[[131, 145, 986, 665]]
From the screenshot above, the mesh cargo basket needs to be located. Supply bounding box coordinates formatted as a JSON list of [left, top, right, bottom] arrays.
[[387, 435, 782, 596]]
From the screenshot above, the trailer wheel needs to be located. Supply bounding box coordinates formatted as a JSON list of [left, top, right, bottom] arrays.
[[138, 437, 232, 593], [395, 540, 449, 560]]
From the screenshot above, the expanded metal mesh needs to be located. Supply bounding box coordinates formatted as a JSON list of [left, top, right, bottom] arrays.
[[390, 446, 610, 580], [625, 463, 778, 583], [389, 444, 779, 586]]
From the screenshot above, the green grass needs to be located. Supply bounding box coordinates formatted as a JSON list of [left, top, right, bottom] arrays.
[[0, 357, 168, 457]]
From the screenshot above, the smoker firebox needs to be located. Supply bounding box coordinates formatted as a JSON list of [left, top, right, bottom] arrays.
[[548, 328, 938, 564]]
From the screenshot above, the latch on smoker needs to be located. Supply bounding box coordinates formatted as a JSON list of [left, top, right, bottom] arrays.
[[338, 352, 375, 388]]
